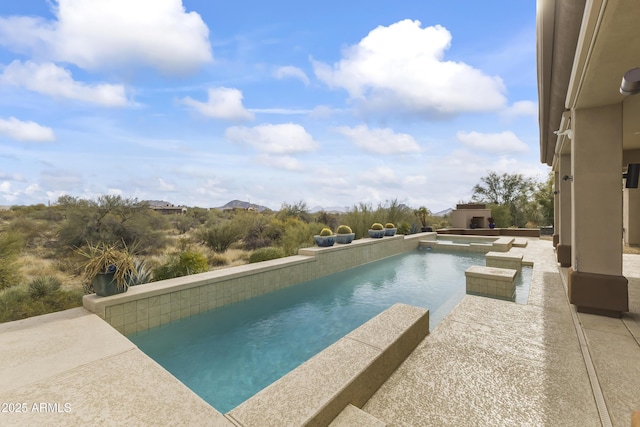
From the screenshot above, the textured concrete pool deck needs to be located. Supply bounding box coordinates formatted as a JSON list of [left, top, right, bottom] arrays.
[[1, 238, 639, 426]]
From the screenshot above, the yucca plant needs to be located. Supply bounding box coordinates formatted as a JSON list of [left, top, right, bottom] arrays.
[[28, 276, 61, 299], [77, 242, 137, 290]]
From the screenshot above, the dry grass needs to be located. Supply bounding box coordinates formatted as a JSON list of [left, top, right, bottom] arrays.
[[16, 253, 80, 290]]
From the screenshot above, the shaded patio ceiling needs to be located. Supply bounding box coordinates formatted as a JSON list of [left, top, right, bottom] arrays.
[[537, 0, 640, 166]]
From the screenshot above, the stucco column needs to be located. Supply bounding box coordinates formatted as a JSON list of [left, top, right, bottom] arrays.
[[624, 188, 640, 245], [553, 171, 559, 248], [556, 154, 572, 266], [569, 104, 628, 317]]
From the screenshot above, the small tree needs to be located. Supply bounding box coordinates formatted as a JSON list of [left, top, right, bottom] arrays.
[[472, 172, 535, 227]]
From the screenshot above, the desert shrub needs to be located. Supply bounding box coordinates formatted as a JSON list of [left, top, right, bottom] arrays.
[[209, 253, 229, 267], [0, 232, 24, 290], [152, 250, 209, 281], [172, 214, 197, 234], [56, 195, 169, 254], [242, 215, 276, 250], [249, 247, 285, 263], [0, 287, 83, 323], [398, 222, 411, 235], [187, 207, 215, 224], [489, 204, 511, 228], [28, 276, 62, 299], [199, 222, 242, 253], [339, 203, 376, 239], [315, 211, 339, 230], [279, 219, 323, 256]]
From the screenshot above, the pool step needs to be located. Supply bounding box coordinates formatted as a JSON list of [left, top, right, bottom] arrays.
[[465, 265, 517, 301], [513, 238, 528, 248], [329, 404, 386, 426]]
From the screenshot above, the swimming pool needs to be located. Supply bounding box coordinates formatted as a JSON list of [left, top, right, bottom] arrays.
[[128, 249, 531, 413]]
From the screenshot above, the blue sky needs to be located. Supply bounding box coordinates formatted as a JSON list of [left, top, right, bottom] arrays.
[[0, 0, 545, 212]]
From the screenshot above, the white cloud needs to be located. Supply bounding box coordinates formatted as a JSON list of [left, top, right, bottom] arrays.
[[502, 100, 538, 119], [157, 178, 176, 191], [359, 166, 398, 185], [181, 87, 254, 121], [0, 0, 212, 74], [273, 66, 310, 85], [0, 116, 55, 142], [256, 154, 303, 171], [313, 19, 506, 117], [0, 61, 129, 107], [249, 108, 311, 115], [334, 124, 420, 154], [456, 131, 528, 154], [225, 123, 318, 154]]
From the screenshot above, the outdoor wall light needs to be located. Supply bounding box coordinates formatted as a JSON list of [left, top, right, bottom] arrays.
[[620, 68, 640, 95], [562, 175, 573, 181], [624, 164, 640, 188]]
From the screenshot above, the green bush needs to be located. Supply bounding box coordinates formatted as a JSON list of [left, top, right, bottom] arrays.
[[249, 247, 285, 263], [0, 287, 83, 323], [319, 227, 333, 236], [371, 223, 384, 230], [397, 222, 411, 235], [0, 232, 24, 290], [336, 225, 352, 234], [199, 222, 242, 253], [152, 250, 209, 281], [28, 276, 62, 299]]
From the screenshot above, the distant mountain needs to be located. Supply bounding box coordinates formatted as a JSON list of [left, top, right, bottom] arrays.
[[309, 205, 348, 213], [433, 208, 453, 216], [217, 199, 270, 212]]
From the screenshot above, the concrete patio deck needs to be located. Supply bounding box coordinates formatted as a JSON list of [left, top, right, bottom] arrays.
[[1, 238, 639, 426]]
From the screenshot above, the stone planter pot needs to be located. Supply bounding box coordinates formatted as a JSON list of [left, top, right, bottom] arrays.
[[92, 272, 128, 297], [313, 235, 336, 247], [384, 227, 397, 236], [368, 229, 385, 238], [335, 233, 355, 244]]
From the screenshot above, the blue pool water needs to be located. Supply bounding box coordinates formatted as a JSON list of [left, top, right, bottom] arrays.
[[128, 249, 531, 413]]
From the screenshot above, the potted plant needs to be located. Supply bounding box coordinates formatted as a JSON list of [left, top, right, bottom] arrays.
[[488, 217, 496, 229], [414, 206, 432, 232], [313, 227, 336, 247], [368, 222, 385, 238], [384, 222, 397, 236], [78, 242, 137, 297], [335, 225, 355, 244]]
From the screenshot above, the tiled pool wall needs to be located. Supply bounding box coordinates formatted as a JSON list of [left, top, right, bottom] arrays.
[[83, 232, 430, 335]]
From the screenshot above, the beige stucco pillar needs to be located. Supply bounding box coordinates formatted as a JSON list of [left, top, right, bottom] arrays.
[[553, 170, 559, 248], [624, 188, 640, 245], [556, 154, 572, 266], [569, 104, 628, 317]]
